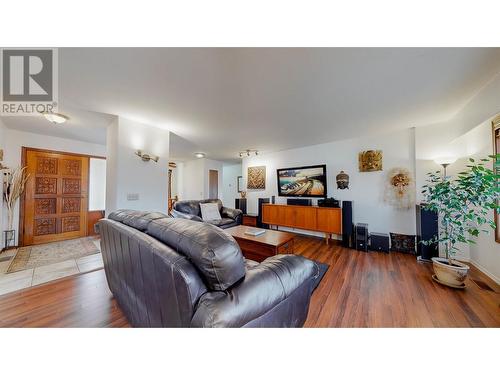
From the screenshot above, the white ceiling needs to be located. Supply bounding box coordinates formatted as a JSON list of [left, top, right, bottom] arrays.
[[4, 48, 500, 161], [2, 105, 113, 144]]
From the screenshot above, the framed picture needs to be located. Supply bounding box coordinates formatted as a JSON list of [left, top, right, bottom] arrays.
[[237, 176, 243, 192], [247, 166, 266, 189]]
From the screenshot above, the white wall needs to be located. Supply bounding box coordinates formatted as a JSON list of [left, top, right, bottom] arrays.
[[1, 128, 106, 245], [222, 163, 242, 208], [89, 158, 106, 211], [180, 158, 224, 201], [105, 117, 170, 215], [242, 128, 416, 237], [204, 158, 223, 199], [181, 158, 205, 200]]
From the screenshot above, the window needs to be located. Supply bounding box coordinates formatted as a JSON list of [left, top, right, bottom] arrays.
[[89, 158, 106, 211]]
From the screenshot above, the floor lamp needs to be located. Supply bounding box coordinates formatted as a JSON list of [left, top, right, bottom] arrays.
[[434, 157, 457, 179]]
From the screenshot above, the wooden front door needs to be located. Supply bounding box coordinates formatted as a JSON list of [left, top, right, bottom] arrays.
[[23, 149, 89, 245], [208, 169, 218, 199]]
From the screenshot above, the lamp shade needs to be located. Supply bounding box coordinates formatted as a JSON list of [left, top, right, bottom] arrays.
[[43, 112, 69, 124], [434, 157, 457, 166]]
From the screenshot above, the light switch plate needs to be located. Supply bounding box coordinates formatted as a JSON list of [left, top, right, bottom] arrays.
[[127, 193, 139, 201]]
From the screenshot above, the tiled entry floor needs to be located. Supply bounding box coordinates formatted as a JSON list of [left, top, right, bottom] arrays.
[[0, 248, 104, 296]]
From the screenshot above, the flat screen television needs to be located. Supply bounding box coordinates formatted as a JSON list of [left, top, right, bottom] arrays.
[[276, 164, 327, 198]]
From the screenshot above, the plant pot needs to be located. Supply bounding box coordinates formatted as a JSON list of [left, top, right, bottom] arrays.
[[431, 257, 469, 288]]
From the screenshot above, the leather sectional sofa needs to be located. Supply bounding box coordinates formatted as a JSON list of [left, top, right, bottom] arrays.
[[171, 199, 242, 228], [98, 210, 320, 327]]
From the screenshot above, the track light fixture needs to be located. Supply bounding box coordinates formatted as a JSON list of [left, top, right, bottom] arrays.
[[239, 149, 259, 158]]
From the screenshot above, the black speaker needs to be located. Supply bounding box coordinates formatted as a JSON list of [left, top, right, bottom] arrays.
[[370, 232, 390, 253], [271, 195, 275, 204], [416, 204, 438, 261], [235, 198, 247, 214], [257, 198, 270, 229], [355, 223, 368, 251], [287, 198, 312, 206], [341, 201, 353, 248]]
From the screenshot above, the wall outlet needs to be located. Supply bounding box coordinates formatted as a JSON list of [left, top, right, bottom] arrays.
[[127, 193, 139, 201]]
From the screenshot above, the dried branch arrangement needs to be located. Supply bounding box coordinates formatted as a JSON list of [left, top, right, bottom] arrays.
[[3, 166, 30, 230]]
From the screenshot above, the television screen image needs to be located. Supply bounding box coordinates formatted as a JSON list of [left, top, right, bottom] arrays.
[[277, 165, 327, 197]]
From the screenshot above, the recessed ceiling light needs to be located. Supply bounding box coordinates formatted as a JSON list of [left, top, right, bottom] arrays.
[[194, 152, 205, 159], [43, 112, 69, 124]]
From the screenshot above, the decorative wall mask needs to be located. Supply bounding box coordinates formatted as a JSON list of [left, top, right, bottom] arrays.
[[336, 170, 350, 189], [247, 166, 266, 189], [384, 167, 415, 209], [359, 150, 383, 172]]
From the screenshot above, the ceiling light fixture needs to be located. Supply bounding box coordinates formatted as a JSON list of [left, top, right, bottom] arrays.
[[194, 152, 206, 159], [239, 149, 259, 158], [43, 112, 69, 124]]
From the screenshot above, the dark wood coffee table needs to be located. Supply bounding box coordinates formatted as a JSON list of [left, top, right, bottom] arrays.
[[224, 225, 295, 262]]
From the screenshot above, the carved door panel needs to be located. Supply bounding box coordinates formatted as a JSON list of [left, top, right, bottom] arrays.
[[23, 150, 89, 245]]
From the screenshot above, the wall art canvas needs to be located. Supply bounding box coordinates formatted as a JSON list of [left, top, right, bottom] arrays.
[[384, 167, 415, 209], [247, 166, 266, 189], [237, 176, 243, 192], [359, 150, 383, 172]]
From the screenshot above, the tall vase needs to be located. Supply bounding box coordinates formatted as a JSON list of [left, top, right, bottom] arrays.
[[7, 208, 14, 232]]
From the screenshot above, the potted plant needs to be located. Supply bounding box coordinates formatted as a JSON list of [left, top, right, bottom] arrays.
[[421, 155, 500, 288], [2, 166, 29, 248]]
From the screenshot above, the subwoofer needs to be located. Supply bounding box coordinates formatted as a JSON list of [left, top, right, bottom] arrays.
[[416, 204, 438, 262], [355, 223, 368, 251], [342, 201, 353, 248], [370, 232, 390, 253]]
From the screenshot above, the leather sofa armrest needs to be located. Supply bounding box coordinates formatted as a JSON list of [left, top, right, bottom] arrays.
[[222, 207, 242, 221], [171, 209, 203, 222], [190, 255, 318, 327]]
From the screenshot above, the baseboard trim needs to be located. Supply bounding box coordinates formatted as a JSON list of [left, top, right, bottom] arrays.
[[468, 259, 500, 286]]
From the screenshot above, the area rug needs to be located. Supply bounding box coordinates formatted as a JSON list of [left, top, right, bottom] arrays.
[[312, 261, 329, 291], [7, 237, 100, 274]]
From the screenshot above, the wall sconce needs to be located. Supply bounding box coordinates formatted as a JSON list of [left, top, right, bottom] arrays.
[[135, 150, 159, 163]]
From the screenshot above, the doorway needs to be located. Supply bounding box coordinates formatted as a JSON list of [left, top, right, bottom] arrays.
[[21, 148, 91, 246], [208, 169, 219, 199]]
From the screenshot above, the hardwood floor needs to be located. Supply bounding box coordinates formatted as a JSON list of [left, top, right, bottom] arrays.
[[296, 236, 500, 327], [0, 235, 498, 327]]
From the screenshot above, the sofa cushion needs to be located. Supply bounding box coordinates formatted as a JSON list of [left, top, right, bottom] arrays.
[[204, 217, 235, 227], [173, 200, 202, 217], [108, 209, 168, 232], [146, 217, 246, 291], [200, 203, 222, 221]]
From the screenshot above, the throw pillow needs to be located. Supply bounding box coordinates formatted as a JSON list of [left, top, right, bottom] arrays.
[[199, 203, 222, 221]]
